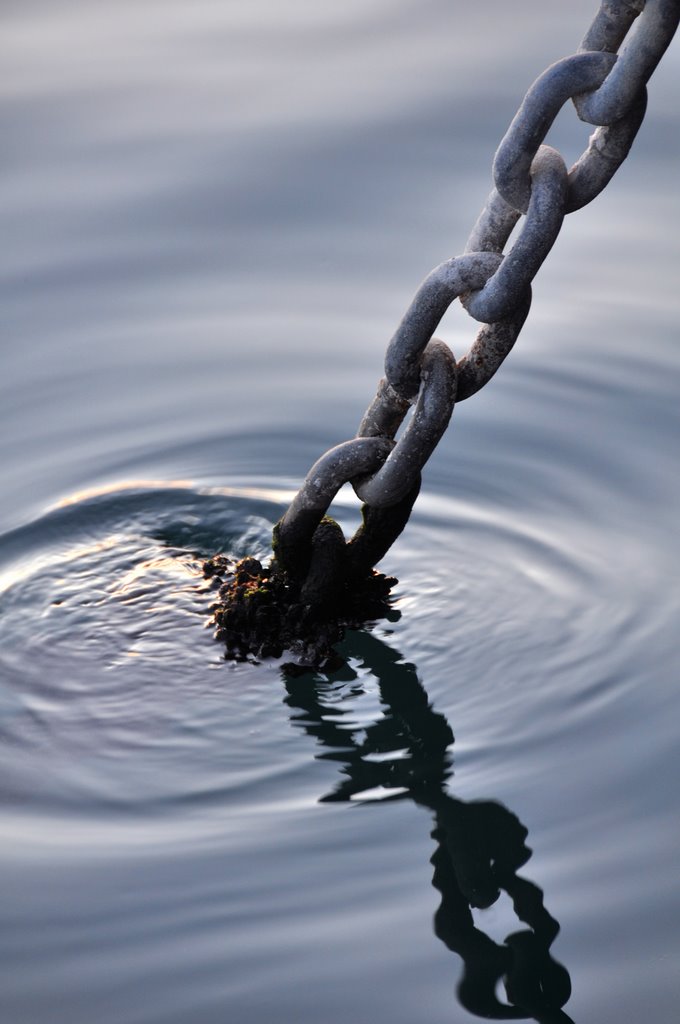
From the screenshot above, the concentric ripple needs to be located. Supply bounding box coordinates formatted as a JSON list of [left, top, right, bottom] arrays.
[[382, 486, 670, 772], [0, 483, 301, 833], [0, 476, 671, 840]]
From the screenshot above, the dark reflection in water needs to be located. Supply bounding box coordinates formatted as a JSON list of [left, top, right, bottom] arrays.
[[284, 632, 572, 1023]]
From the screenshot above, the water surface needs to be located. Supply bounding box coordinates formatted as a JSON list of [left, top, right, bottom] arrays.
[[2, 3, 680, 1022]]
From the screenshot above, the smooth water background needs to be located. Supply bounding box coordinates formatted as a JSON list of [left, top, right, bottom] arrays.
[[2, 2, 679, 1022]]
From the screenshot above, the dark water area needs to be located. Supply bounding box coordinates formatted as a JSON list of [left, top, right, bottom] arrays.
[[2, 2, 679, 1022]]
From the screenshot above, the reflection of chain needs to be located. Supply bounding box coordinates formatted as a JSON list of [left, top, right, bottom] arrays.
[[275, 0, 679, 590], [284, 632, 574, 1021]]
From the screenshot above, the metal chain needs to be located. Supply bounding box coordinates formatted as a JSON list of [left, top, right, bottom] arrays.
[[274, 0, 679, 592]]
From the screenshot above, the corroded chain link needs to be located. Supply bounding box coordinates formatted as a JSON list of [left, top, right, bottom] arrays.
[[273, 0, 679, 599]]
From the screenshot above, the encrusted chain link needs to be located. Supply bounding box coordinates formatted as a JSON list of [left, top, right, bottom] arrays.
[[274, 0, 679, 590]]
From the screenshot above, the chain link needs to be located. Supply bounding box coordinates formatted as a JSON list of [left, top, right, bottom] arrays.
[[274, 0, 679, 588]]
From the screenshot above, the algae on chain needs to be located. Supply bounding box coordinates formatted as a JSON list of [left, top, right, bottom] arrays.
[[203, 551, 398, 665]]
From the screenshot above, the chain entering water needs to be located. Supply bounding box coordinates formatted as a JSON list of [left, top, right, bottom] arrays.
[[208, 0, 679, 662]]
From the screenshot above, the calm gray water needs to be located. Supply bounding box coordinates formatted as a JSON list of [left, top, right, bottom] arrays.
[[2, 2, 679, 1022]]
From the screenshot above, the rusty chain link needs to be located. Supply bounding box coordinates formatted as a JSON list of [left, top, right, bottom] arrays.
[[274, 0, 679, 593]]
